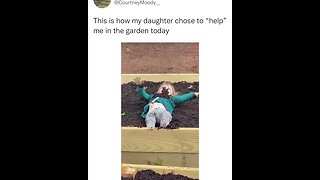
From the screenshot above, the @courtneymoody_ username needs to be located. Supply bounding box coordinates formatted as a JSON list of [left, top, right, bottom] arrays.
[[114, 0, 159, 5]]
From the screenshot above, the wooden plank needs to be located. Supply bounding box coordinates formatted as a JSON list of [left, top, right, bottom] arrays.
[[122, 163, 199, 179], [121, 127, 199, 153], [122, 151, 199, 167], [121, 74, 199, 84]]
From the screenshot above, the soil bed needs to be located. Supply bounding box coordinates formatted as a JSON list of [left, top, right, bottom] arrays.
[[122, 43, 199, 74], [121, 81, 199, 128], [121, 169, 198, 180]]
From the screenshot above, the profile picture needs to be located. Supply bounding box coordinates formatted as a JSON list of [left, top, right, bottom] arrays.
[[121, 43, 199, 179], [94, 0, 111, 8]]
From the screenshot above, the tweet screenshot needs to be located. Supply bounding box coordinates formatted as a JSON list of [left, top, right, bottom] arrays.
[[89, 0, 232, 179]]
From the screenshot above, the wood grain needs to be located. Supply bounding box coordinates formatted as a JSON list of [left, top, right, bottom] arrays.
[[122, 127, 199, 153], [122, 151, 198, 167]]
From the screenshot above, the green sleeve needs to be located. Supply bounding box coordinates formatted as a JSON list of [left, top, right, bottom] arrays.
[[171, 92, 196, 105], [136, 87, 153, 101]]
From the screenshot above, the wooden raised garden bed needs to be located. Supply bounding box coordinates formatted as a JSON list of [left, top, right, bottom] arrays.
[[121, 74, 199, 168]]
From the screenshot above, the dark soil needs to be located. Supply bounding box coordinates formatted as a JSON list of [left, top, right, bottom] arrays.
[[134, 169, 198, 180], [121, 81, 199, 128], [121, 43, 199, 74]]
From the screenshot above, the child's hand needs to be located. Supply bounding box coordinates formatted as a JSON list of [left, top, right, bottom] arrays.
[[195, 92, 199, 97], [133, 77, 142, 85], [134, 77, 147, 89]]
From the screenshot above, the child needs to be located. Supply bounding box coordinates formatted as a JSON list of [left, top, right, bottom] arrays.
[[134, 77, 199, 128]]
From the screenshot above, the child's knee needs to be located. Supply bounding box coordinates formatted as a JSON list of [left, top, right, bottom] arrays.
[[146, 122, 156, 128], [145, 117, 156, 128], [160, 114, 172, 127], [160, 120, 170, 127]]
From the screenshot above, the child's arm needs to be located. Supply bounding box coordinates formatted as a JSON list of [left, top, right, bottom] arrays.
[[134, 77, 153, 101], [136, 87, 153, 101], [171, 92, 198, 105]]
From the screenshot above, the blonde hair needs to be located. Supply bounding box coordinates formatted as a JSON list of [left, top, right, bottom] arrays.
[[157, 81, 179, 96]]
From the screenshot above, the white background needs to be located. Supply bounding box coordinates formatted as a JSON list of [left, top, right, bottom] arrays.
[[88, 0, 232, 179]]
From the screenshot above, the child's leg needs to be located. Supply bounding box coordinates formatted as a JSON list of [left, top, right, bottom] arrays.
[[155, 109, 172, 128], [145, 110, 156, 128]]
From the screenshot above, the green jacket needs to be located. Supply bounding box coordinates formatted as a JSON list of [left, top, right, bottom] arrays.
[[136, 87, 196, 119]]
